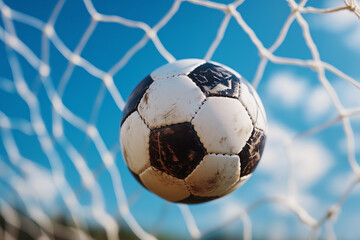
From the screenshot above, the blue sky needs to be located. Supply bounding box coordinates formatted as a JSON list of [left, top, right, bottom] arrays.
[[0, 0, 360, 239]]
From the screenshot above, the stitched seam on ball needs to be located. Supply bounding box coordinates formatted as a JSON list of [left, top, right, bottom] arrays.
[[242, 101, 266, 133], [236, 76, 242, 99], [239, 98, 255, 127], [206, 152, 236, 157], [190, 96, 207, 123], [151, 73, 185, 81], [137, 98, 153, 130], [239, 93, 256, 129], [138, 112, 152, 135], [136, 81, 155, 129], [238, 98, 255, 155], [138, 165, 152, 177], [152, 61, 206, 81], [120, 109, 134, 127], [139, 97, 205, 130], [238, 80, 257, 128], [145, 121, 190, 131], [189, 98, 208, 162], [189, 99, 208, 168], [183, 180, 194, 196]]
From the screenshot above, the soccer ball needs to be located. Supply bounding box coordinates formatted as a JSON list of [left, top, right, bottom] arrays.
[[120, 59, 267, 204]]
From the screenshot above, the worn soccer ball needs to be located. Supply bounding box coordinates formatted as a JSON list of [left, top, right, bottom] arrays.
[[120, 59, 267, 204]]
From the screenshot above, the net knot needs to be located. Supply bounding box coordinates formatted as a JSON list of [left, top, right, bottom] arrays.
[[86, 125, 98, 138], [92, 12, 102, 21], [102, 74, 114, 87], [39, 63, 50, 77], [102, 152, 114, 167], [146, 29, 157, 39], [308, 60, 322, 70], [33, 120, 46, 135], [288, 1, 300, 13], [259, 48, 272, 59], [225, 4, 237, 15], [5, 34, 19, 48], [344, 0, 360, 17], [1, 5, 11, 18], [43, 24, 55, 37], [70, 54, 81, 65], [326, 205, 340, 219]]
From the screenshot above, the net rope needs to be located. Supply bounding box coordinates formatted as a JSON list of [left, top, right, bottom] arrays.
[[0, 0, 359, 239]]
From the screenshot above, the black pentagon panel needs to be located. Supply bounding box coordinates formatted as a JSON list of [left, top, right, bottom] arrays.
[[187, 62, 240, 98], [239, 128, 266, 177], [149, 123, 206, 179], [121, 75, 153, 126], [177, 195, 218, 204]]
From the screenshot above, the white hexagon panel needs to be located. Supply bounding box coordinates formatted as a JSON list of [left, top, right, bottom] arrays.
[[192, 97, 253, 154], [185, 154, 240, 197], [120, 111, 150, 174], [138, 75, 205, 129]]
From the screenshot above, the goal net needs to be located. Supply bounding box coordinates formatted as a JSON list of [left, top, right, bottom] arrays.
[[0, 0, 359, 239]]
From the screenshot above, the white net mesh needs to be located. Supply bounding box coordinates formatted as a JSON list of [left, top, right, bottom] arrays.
[[0, 0, 359, 239]]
